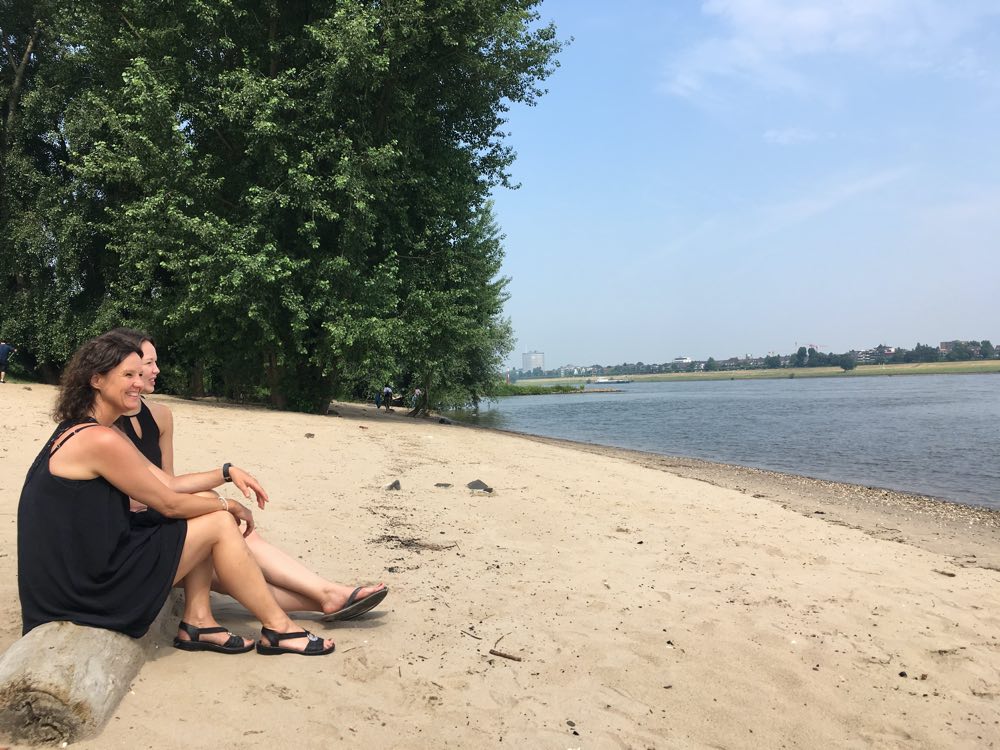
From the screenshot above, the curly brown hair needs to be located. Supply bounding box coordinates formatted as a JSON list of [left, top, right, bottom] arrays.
[[53, 332, 143, 422]]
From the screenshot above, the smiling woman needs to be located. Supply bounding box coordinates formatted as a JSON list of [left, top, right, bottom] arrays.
[[16, 331, 336, 656], [108, 326, 388, 621]]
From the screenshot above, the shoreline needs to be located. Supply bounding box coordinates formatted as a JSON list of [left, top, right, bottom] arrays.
[[362, 403, 1000, 571], [470, 425, 1000, 572]]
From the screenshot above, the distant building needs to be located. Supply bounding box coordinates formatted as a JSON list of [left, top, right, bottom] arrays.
[[522, 350, 545, 371]]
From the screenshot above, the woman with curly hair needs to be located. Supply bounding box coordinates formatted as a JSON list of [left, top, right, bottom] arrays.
[[17, 331, 336, 656]]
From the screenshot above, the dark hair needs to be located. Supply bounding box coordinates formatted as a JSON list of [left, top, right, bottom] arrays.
[[53, 332, 143, 422], [106, 327, 154, 350]]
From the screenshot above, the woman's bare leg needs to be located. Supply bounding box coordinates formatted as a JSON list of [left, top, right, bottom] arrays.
[[174, 557, 253, 648], [221, 531, 384, 614], [175, 511, 334, 652], [193, 492, 383, 614]]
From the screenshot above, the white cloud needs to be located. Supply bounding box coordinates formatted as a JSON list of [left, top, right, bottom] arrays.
[[763, 166, 911, 225], [666, 0, 1000, 98], [763, 127, 823, 144]]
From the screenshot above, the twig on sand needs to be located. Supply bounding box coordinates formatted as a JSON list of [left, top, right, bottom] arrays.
[[461, 630, 483, 640], [489, 649, 522, 662], [489, 633, 522, 660]]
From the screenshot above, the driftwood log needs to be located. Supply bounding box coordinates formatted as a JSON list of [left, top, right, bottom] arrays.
[[0, 591, 182, 746]]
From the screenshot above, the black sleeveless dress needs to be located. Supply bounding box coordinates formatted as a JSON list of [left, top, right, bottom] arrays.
[[118, 401, 169, 526], [17, 419, 187, 637]]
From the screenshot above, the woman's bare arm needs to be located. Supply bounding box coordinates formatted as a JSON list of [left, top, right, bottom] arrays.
[[50, 426, 255, 532], [142, 400, 268, 507], [145, 400, 175, 475]]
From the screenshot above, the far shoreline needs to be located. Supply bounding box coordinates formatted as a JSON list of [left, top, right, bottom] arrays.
[[515, 359, 1000, 386]]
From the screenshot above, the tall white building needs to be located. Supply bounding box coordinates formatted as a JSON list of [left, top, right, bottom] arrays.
[[522, 350, 545, 371]]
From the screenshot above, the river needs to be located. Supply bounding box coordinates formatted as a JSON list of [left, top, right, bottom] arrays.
[[453, 374, 1000, 509]]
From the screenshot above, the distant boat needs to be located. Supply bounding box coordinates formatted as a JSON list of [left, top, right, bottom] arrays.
[[592, 377, 632, 384]]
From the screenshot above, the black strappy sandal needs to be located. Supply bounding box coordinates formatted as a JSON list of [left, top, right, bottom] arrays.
[[173, 621, 254, 654], [257, 627, 336, 656]]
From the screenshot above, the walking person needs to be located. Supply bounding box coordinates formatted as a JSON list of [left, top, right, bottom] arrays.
[[0, 340, 15, 383]]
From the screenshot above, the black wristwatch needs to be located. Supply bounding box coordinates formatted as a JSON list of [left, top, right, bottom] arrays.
[[222, 462, 233, 482]]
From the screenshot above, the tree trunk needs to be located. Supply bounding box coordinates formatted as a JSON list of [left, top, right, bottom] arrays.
[[0, 26, 39, 216], [0, 592, 181, 745], [188, 361, 205, 397], [265, 350, 286, 408]]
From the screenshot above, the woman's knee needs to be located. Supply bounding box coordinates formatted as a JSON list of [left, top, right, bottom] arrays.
[[188, 509, 238, 541]]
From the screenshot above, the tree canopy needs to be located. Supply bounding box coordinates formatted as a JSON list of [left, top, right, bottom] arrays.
[[1, 0, 562, 411]]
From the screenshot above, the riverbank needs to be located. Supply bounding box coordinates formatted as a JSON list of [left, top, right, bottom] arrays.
[[520, 359, 1000, 386], [1, 385, 998, 748]]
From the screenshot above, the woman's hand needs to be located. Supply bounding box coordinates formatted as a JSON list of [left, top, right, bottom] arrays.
[[227, 500, 256, 537], [229, 466, 269, 510]]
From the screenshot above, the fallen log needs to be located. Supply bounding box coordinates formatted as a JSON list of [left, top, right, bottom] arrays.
[[0, 591, 182, 746]]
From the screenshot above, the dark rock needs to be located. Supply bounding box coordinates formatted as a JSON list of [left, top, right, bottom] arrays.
[[384, 479, 401, 491], [434, 483, 453, 488], [304, 433, 315, 438], [467, 479, 493, 492]]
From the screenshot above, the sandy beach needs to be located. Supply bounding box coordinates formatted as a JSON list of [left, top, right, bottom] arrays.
[[1, 383, 998, 749]]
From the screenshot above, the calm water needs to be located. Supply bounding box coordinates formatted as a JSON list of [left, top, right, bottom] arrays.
[[455, 374, 1000, 509]]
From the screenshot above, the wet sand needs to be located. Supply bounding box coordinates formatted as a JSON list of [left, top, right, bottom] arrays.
[[1, 385, 998, 749]]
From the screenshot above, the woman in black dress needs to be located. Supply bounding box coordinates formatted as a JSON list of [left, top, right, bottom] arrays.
[[17, 331, 335, 656]]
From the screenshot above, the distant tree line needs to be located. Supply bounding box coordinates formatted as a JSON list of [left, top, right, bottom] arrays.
[[514, 339, 997, 379], [0, 1, 562, 412]]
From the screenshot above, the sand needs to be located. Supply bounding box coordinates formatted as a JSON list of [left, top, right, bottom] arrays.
[[0, 384, 998, 749]]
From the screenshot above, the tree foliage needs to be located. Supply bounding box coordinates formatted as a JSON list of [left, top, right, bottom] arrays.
[[1, 0, 562, 411]]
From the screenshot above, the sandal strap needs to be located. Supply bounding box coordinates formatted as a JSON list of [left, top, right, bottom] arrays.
[[178, 621, 228, 641], [260, 627, 310, 644], [301, 635, 329, 654], [260, 627, 327, 652], [220, 633, 247, 650]]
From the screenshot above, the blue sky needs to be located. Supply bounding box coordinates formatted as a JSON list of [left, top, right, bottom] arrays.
[[492, 0, 1000, 368]]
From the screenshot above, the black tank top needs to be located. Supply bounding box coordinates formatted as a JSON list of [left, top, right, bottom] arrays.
[[118, 400, 163, 467], [118, 401, 169, 526]]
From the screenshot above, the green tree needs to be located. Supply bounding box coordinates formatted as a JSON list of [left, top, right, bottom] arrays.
[[0, 0, 563, 412], [704, 356, 718, 371], [839, 354, 856, 371], [763, 354, 781, 369], [396, 202, 513, 411], [905, 343, 940, 363], [793, 346, 808, 367], [981, 340, 995, 359], [945, 342, 973, 361]]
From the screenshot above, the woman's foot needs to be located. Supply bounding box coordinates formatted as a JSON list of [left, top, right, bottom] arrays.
[[257, 626, 335, 655], [320, 583, 388, 621], [173, 620, 254, 654]]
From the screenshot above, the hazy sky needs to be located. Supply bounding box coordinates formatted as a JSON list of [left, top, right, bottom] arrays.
[[492, 0, 1000, 368]]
